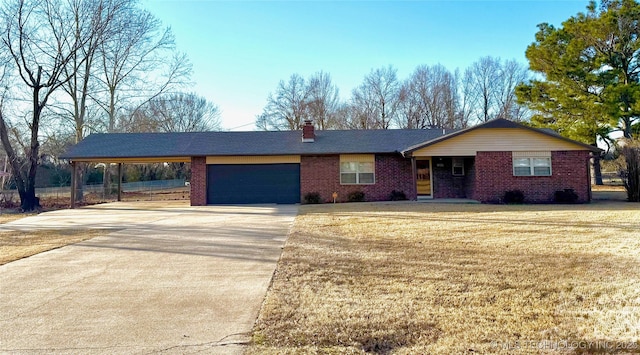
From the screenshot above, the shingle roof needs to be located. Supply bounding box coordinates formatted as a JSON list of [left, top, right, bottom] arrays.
[[60, 118, 599, 161], [60, 128, 454, 160]]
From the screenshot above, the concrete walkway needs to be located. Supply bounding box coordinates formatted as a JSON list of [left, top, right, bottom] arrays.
[[0, 201, 297, 354]]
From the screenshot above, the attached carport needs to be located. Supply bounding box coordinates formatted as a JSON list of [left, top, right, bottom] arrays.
[[67, 156, 190, 208], [60, 131, 307, 206]]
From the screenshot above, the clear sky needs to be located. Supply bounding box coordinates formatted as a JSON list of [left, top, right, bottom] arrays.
[[142, 0, 592, 131]]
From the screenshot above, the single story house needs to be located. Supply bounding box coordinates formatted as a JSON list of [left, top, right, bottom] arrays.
[[61, 118, 600, 205]]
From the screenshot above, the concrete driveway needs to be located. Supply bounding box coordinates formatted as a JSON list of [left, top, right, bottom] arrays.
[[0, 201, 297, 354]]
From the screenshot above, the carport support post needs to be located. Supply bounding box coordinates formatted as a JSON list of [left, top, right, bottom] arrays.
[[411, 157, 417, 200], [117, 163, 123, 202], [70, 161, 77, 209]]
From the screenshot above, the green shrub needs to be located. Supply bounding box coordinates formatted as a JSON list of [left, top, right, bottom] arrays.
[[503, 190, 525, 204], [554, 189, 579, 203], [389, 190, 407, 201], [347, 191, 365, 202], [303, 192, 322, 204]]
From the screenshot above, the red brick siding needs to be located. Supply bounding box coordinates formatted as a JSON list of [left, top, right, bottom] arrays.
[[473, 151, 591, 203], [464, 158, 476, 198], [190, 156, 206, 206], [432, 157, 475, 199], [300, 154, 416, 203]]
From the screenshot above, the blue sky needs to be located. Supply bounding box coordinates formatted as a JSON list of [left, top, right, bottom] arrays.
[[143, 0, 591, 131]]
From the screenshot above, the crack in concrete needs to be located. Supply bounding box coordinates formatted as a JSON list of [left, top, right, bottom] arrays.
[[149, 332, 252, 354]]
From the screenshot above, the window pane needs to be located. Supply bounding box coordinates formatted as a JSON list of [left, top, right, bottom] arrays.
[[359, 173, 375, 184], [340, 162, 357, 173], [358, 162, 374, 173], [533, 158, 550, 167], [533, 167, 551, 176], [340, 173, 357, 184], [514, 167, 531, 176], [513, 158, 531, 167]]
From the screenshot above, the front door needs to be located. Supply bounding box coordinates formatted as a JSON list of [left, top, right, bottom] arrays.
[[416, 159, 431, 196]]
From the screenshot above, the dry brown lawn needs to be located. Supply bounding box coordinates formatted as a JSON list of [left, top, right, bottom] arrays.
[[0, 213, 29, 225], [250, 201, 640, 354], [0, 213, 105, 265]]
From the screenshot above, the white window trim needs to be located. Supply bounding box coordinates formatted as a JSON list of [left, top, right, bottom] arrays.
[[340, 154, 375, 185], [513, 157, 552, 176], [452, 158, 465, 176], [340, 161, 376, 185]]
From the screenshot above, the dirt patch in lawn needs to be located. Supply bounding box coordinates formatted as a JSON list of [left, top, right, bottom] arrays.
[[250, 201, 640, 354], [0, 229, 106, 265]]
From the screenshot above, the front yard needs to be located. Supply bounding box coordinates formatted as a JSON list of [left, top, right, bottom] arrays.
[[0, 214, 105, 265], [250, 201, 640, 354]]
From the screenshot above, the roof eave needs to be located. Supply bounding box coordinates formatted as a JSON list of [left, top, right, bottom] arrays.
[[401, 118, 603, 155]]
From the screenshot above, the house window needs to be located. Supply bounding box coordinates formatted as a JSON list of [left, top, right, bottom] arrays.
[[340, 161, 375, 184], [340, 154, 375, 184], [452, 158, 465, 176], [513, 157, 552, 176]]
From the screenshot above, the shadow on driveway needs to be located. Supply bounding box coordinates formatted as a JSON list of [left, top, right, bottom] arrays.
[[0, 201, 297, 354]]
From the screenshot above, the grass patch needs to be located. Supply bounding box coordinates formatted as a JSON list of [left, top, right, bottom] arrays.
[[0, 213, 30, 225], [250, 202, 640, 354], [0, 229, 105, 265]]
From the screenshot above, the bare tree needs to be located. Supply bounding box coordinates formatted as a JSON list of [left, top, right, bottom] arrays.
[[466, 56, 530, 124], [467, 56, 500, 123], [396, 83, 422, 129], [256, 74, 310, 130], [306, 71, 340, 130], [96, 5, 190, 133], [347, 89, 379, 129], [0, 0, 97, 210], [93, 4, 190, 196], [457, 68, 477, 128], [350, 66, 400, 129], [397, 64, 460, 129], [55, 0, 125, 202], [494, 59, 530, 121], [60, 0, 122, 143], [123, 92, 221, 133]]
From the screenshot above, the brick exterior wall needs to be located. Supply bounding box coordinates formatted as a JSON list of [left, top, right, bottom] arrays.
[[190, 150, 591, 205], [464, 158, 476, 199], [472, 150, 591, 203], [432, 157, 475, 199], [190, 156, 207, 206], [300, 154, 415, 203]]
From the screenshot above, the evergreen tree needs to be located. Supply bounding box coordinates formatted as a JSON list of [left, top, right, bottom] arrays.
[[517, 0, 639, 143]]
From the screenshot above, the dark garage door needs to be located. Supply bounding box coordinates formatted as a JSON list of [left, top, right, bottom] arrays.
[[207, 164, 300, 204]]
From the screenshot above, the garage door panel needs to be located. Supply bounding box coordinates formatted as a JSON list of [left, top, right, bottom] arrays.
[[207, 164, 300, 204]]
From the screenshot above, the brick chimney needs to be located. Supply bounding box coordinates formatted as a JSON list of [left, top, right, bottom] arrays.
[[302, 120, 315, 143]]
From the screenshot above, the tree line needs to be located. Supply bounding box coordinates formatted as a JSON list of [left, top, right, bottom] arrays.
[[256, 57, 530, 131], [0, 0, 221, 210]]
